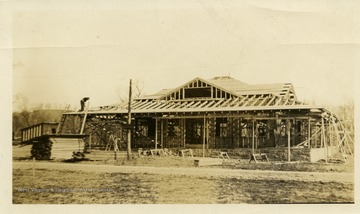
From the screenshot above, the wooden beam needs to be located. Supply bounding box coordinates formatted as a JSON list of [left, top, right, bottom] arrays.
[[212, 99, 225, 108], [134, 100, 151, 109], [80, 101, 90, 134], [203, 116, 206, 157], [257, 96, 269, 107], [163, 101, 179, 109], [132, 100, 146, 109], [219, 98, 233, 107], [190, 100, 204, 108], [287, 119, 291, 162], [228, 97, 240, 106], [143, 101, 162, 110], [127, 79, 132, 161], [137, 100, 156, 110], [161, 120, 164, 148], [265, 96, 276, 106], [197, 101, 209, 108], [155, 117, 158, 149], [175, 101, 189, 109], [184, 101, 195, 108], [157, 101, 172, 109], [252, 119, 255, 154], [183, 118, 186, 148], [308, 117, 311, 148], [322, 116, 328, 163], [204, 100, 216, 108], [282, 98, 290, 106], [164, 101, 179, 109], [249, 95, 263, 106], [274, 97, 283, 106], [206, 118, 209, 150], [241, 96, 255, 107]]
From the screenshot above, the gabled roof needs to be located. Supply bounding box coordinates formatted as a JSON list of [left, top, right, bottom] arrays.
[[65, 76, 316, 116], [138, 76, 297, 100], [206, 76, 248, 91], [140, 89, 173, 100], [137, 76, 245, 101]]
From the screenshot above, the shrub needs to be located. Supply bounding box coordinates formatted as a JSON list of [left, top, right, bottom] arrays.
[[30, 140, 52, 160]]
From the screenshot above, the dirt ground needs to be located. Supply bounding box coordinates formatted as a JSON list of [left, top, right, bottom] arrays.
[[12, 161, 354, 204], [12, 145, 354, 204]]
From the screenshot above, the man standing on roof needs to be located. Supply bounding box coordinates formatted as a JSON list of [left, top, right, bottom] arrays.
[[79, 97, 90, 111]]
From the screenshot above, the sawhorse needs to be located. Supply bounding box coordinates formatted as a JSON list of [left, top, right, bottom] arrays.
[[219, 152, 230, 160], [179, 149, 193, 159], [249, 153, 269, 163]]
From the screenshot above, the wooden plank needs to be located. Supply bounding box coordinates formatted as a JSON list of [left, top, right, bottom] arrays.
[[197, 101, 209, 108], [203, 116, 206, 157], [228, 97, 240, 106], [257, 96, 269, 107], [249, 95, 263, 106], [204, 100, 216, 108], [282, 98, 290, 106], [131, 100, 146, 109], [274, 97, 283, 106], [241, 96, 255, 107], [163, 101, 178, 109], [189, 100, 204, 108], [138, 101, 157, 110], [175, 101, 189, 109], [145, 101, 165, 110], [287, 119, 291, 162], [265, 96, 276, 106], [156, 101, 171, 109], [219, 98, 233, 107], [308, 117, 311, 148], [236, 95, 248, 107], [212, 99, 225, 108], [155, 117, 158, 149], [184, 101, 195, 108], [133, 100, 151, 109]]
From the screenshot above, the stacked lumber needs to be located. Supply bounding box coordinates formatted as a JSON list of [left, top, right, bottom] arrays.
[[49, 137, 84, 160], [85, 150, 127, 161]]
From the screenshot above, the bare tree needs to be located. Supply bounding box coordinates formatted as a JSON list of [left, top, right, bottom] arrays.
[[12, 93, 65, 140], [133, 79, 144, 98], [13, 93, 32, 127], [116, 78, 145, 103]]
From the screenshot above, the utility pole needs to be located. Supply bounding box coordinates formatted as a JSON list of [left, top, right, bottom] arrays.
[[127, 79, 132, 161]]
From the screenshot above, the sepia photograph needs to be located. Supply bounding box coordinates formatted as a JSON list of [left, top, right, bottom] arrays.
[[1, 0, 359, 213]]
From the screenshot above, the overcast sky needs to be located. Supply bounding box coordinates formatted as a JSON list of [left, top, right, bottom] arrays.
[[11, 0, 360, 110]]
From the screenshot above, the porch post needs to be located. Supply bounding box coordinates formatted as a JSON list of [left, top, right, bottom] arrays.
[[252, 119, 255, 154], [183, 118, 186, 148], [308, 117, 311, 148], [322, 116, 328, 163], [203, 116, 206, 157], [160, 119, 164, 148], [329, 120, 332, 147], [206, 118, 209, 150], [287, 119, 291, 162], [155, 117, 158, 149]]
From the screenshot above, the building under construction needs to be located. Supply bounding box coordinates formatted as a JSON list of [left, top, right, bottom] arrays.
[[57, 76, 353, 162]]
